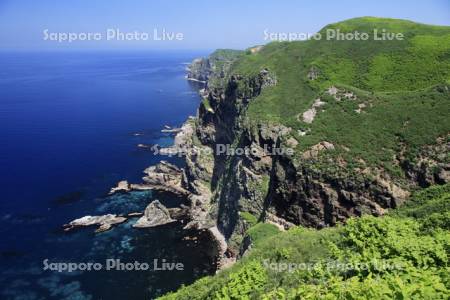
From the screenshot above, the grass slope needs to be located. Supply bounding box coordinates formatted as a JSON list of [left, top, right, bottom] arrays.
[[159, 184, 450, 299], [231, 17, 450, 175], [159, 17, 450, 299]]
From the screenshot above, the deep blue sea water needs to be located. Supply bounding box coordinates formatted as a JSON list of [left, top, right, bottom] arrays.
[[0, 51, 212, 299]]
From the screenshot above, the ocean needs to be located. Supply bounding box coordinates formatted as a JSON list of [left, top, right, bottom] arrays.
[[0, 50, 213, 299]]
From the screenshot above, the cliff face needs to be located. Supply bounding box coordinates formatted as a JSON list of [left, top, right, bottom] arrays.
[[158, 18, 450, 299], [186, 58, 210, 82], [182, 65, 280, 240], [186, 49, 243, 85], [180, 25, 450, 254]]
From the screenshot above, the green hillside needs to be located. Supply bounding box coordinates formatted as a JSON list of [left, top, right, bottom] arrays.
[[232, 17, 450, 176], [160, 17, 450, 299], [237, 17, 450, 116], [235, 17, 450, 92], [160, 183, 450, 299]]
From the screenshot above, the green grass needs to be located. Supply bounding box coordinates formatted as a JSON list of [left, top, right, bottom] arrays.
[[206, 49, 244, 88], [237, 17, 450, 118], [392, 184, 450, 230], [158, 17, 450, 300], [239, 211, 258, 226], [202, 97, 213, 111], [294, 85, 450, 170], [159, 184, 450, 299], [245, 223, 280, 247], [222, 17, 450, 177]]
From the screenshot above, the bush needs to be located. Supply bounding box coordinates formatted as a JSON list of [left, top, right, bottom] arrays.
[[159, 184, 450, 299]]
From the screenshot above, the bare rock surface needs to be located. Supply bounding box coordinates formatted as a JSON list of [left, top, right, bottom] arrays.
[[159, 119, 195, 156], [207, 226, 234, 271], [109, 180, 130, 195], [265, 213, 296, 230], [302, 141, 335, 159], [111, 161, 192, 197], [142, 161, 190, 196], [64, 214, 127, 233], [300, 98, 326, 123], [133, 200, 176, 228]]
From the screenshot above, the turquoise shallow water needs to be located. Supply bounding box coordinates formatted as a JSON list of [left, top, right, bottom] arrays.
[[0, 51, 213, 299]]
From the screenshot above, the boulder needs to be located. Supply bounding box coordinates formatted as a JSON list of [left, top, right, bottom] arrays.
[[133, 200, 176, 228]]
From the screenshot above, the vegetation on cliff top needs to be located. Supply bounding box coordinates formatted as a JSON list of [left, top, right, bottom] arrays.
[[205, 49, 244, 88], [229, 17, 450, 177], [159, 184, 450, 299], [160, 17, 450, 299]]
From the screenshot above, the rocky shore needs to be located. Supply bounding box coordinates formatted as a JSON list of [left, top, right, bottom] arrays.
[[63, 214, 128, 233], [178, 49, 449, 263], [65, 49, 450, 272], [64, 116, 228, 268]]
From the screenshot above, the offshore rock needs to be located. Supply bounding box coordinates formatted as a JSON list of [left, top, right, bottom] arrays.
[[109, 180, 131, 195], [64, 214, 127, 233], [141, 161, 190, 196], [133, 200, 176, 228]]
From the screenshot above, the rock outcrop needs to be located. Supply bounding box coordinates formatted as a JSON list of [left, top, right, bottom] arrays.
[[64, 49, 449, 270], [63, 214, 127, 233], [133, 200, 176, 228], [186, 58, 210, 82], [206, 226, 234, 270], [109, 180, 131, 194], [159, 118, 195, 156], [186, 49, 243, 85], [109, 161, 191, 197], [141, 161, 190, 196], [176, 51, 449, 258]]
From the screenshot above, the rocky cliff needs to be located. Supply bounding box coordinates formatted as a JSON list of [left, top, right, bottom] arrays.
[[186, 49, 243, 85], [158, 17, 450, 299], [79, 19, 448, 268], [179, 38, 449, 258]]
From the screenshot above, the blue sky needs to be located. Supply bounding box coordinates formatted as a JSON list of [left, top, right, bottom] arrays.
[[0, 0, 449, 50]]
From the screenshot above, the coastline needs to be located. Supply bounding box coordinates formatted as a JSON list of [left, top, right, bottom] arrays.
[[0, 51, 220, 300], [184, 76, 206, 84], [63, 60, 229, 273]]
